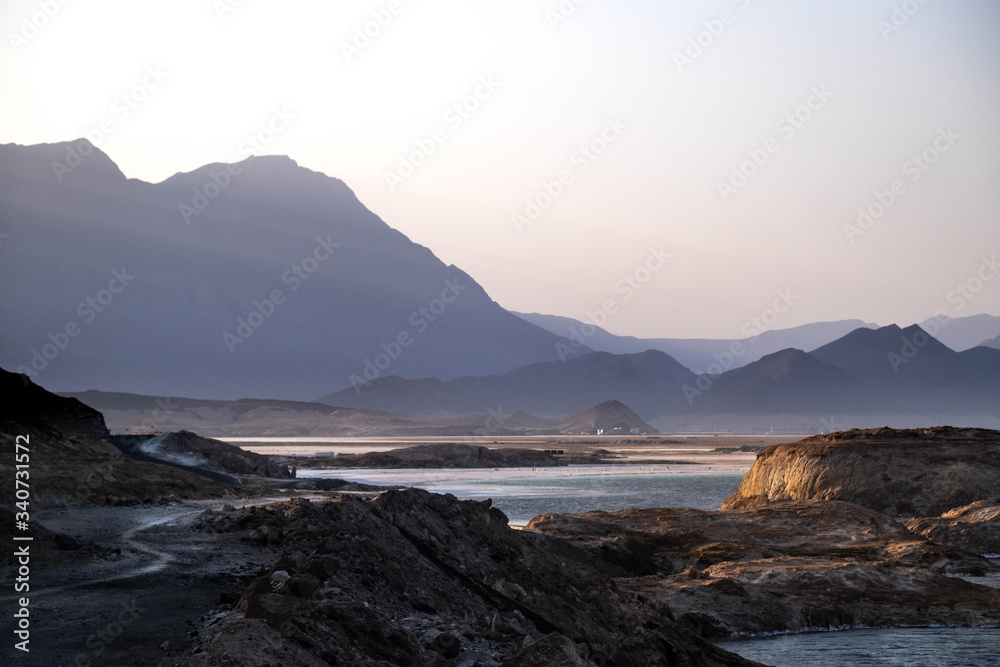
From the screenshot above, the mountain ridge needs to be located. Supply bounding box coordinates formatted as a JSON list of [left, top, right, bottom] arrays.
[[0, 139, 587, 400]]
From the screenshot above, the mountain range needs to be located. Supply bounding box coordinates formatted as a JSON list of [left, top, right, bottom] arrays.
[[318, 323, 1000, 430], [0, 140, 586, 400], [3, 140, 999, 431], [516, 311, 1000, 371]]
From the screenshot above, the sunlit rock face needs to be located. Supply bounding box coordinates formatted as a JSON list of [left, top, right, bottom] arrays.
[[721, 427, 1000, 517]]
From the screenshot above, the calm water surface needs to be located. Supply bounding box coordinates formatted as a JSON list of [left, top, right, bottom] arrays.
[[305, 467, 743, 524], [718, 627, 1000, 666]]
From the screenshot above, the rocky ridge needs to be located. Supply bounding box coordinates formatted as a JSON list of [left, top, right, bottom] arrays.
[[721, 427, 1000, 516]]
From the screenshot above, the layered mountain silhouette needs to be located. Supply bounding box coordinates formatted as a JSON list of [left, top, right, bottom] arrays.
[[0, 140, 585, 400], [810, 324, 1000, 413], [683, 348, 888, 415], [980, 334, 1000, 350], [918, 313, 1000, 351], [319, 325, 999, 428], [515, 312, 878, 371], [318, 350, 695, 419]]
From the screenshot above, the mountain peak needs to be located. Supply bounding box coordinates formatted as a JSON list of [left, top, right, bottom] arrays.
[[0, 139, 127, 187]]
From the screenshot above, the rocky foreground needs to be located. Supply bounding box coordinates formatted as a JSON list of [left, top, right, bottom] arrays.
[[10, 372, 1000, 666], [530, 500, 999, 637], [173, 427, 1000, 664], [197, 491, 757, 667]]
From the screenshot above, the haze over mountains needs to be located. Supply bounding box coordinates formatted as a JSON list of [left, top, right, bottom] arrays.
[[319, 349, 695, 418], [517, 311, 1000, 372], [3, 140, 999, 433], [322, 323, 1000, 431], [0, 140, 586, 400], [515, 313, 877, 371]]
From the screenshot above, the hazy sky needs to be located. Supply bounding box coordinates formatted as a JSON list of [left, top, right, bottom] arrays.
[[2, 0, 998, 338]]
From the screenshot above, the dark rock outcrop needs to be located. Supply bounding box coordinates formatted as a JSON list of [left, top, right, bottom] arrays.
[[200, 490, 760, 666], [721, 427, 1000, 516], [327, 443, 561, 469], [0, 368, 225, 506], [121, 430, 292, 478]]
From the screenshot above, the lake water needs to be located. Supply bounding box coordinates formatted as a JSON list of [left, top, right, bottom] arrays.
[[718, 627, 1000, 666], [300, 466, 744, 525]]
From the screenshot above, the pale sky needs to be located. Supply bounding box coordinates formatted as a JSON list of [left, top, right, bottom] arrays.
[[2, 0, 998, 338]]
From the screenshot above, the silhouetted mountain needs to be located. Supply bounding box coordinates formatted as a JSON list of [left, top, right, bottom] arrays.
[[810, 324, 1000, 413], [317, 350, 695, 419], [979, 334, 1000, 350], [919, 313, 1000, 351], [514, 312, 876, 372], [0, 140, 584, 400], [683, 348, 889, 415], [558, 400, 657, 435]]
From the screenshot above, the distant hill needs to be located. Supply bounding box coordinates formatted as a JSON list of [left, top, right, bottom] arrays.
[[684, 348, 889, 415], [810, 324, 1000, 413], [558, 400, 657, 435], [514, 312, 876, 372], [62, 389, 560, 437], [919, 313, 1000, 351], [979, 334, 1000, 350], [317, 350, 695, 420], [0, 140, 585, 401]]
